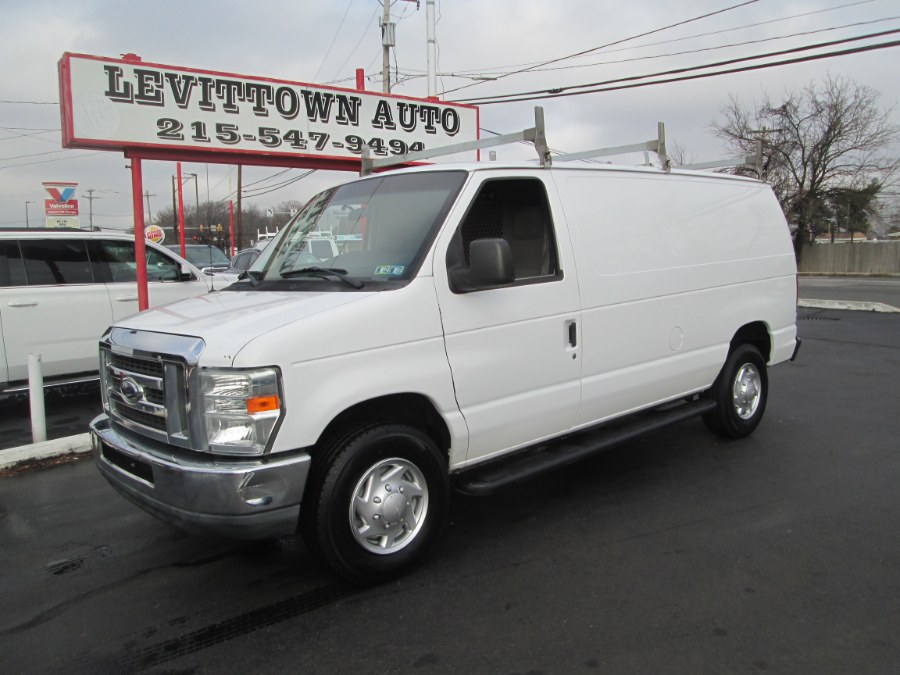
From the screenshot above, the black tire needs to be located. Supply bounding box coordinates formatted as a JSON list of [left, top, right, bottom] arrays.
[[703, 344, 768, 439], [300, 424, 449, 585]]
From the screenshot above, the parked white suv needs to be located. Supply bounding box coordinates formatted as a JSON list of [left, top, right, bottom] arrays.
[[0, 228, 212, 396]]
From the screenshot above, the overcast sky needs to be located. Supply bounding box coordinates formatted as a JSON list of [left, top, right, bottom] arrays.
[[1, 0, 898, 231]]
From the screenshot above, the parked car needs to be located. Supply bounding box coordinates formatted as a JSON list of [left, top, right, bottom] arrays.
[[214, 236, 339, 285], [165, 244, 230, 273], [211, 240, 272, 285], [0, 228, 212, 397], [92, 161, 799, 585]]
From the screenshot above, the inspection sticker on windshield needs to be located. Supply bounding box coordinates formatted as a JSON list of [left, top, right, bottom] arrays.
[[374, 265, 405, 276]]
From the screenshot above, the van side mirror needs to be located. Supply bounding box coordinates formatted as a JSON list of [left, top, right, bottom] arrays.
[[449, 238, 515, 293]]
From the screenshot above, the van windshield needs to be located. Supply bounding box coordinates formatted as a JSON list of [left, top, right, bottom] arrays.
[[249, 171, 466, 290]]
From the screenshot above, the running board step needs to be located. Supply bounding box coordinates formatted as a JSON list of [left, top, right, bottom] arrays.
[[454, 398, 716, 496]]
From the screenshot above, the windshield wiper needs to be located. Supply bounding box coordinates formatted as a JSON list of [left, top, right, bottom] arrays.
[[280, 266, 365, 289], [237, 270, 263, 286]]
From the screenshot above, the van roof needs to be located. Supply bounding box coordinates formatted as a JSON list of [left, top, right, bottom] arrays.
[[372, 160, 763, 184]]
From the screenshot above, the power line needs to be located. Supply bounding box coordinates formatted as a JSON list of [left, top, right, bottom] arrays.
[[454, 28, 900, 104], [0, 129, 58, 141], [427, 0, 881, 79], [0, 151, 105, 170], [455, 38, 900, 106], [440, 0, 761, 96], [243, 170, 317, 198], [314, 0, 356, 82], [330, 2, 382, 83], [0, 148, 70, 161], [438, 16, 900, 80]]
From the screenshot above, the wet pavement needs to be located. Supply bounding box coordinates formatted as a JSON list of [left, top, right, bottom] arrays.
[[0, 383, 101, 451], [1, 309, 899, 673]]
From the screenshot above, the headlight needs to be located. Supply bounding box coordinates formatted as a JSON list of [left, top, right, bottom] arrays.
[[198, 367, 283, 455], [99, 348, 112, 413]]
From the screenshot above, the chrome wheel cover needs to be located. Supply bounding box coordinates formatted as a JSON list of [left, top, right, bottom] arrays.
[[732, 363, 762, 420], [349, 457, 429, 555]]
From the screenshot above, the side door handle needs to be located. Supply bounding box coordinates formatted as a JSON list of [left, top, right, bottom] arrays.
[[568, 320, 577, 347], [8, 300, 38, 307], [115, 295, 138, 302]]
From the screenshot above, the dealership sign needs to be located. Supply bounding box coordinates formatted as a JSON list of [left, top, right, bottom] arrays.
[[58, 53, 479, 168]]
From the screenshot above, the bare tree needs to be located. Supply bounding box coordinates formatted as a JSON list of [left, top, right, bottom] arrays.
[[713, 74, 898, 254]]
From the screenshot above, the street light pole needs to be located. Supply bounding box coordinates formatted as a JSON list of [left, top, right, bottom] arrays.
[[25, 200, 33, 228]]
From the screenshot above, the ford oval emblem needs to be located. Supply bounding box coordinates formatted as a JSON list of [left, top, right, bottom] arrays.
[[120, 377, 143, 403]]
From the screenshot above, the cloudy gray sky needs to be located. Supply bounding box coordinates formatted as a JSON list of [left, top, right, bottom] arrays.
[[1, 0, 898, 231]]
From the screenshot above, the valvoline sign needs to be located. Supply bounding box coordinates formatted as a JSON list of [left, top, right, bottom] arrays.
[[43, 181, 79, 217]]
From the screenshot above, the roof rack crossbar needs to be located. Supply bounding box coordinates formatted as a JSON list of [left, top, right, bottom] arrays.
[[360, 106, 550, 176], [681, 140, 764, 177], [555, 122, 670, 171]]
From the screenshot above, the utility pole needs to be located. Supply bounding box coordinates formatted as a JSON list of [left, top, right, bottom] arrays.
[[381, 0, 394, 93], [83, 188, 100, 229], [236, 165, 243, 249], [143, 190, 156, 223], [426, 0, 437, 97], [171, 177, 178, 237]]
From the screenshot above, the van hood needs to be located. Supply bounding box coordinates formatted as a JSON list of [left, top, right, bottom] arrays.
[[115, 289, 371, 364]]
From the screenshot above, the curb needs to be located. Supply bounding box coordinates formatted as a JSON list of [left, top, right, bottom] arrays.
[[798, 299, 900, 313], [0, 433, 92, 472]]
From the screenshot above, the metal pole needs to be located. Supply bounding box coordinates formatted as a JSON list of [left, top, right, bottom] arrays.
[[426, 0, 437, 97], [171, 176, 178, 236], [131, 156, 149, 311], [190, 173, 199, 226], [382, 0, 391, 93], [28, 353, 46, 443], [236, 165, 243, 250], [229, 200, 235, 256], [177, 162, 186, 258]]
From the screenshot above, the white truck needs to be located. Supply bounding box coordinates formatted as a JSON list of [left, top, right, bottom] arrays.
[[91, 118, 799, 584]]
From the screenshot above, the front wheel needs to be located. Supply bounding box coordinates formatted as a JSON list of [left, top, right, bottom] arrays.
[[301, 424, 449, 585], [703, 344, 768, 439]]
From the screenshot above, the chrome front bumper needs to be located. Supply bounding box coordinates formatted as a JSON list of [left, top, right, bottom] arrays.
[[91, 414, 311, 540]]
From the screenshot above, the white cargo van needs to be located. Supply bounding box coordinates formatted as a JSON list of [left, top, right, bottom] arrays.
[[91, 128, 799, 584]]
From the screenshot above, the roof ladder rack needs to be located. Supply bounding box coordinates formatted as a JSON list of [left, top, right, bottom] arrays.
[[681, 139, 763, 178], [555, 122, 670, 172], [360, 106, 551, 176]]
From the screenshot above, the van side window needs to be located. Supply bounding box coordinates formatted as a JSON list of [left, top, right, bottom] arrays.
[[0, 241, 27, 287], [19, 240, 95, 285], [449, 178, 560, 283]]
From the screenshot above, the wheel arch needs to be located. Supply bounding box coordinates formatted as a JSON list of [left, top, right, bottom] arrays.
[[315, 393, 452, 462], [730, 321, 772, 362]]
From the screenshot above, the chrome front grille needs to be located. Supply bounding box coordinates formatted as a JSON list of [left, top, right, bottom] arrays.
[[110, 353, 164, 378], [105, 352, 178, 438], [100, 328, 205, 450]]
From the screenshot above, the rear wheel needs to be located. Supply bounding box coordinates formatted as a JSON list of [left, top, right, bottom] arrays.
[[703, 344, 768, 439], [301, 424, 448, 585]]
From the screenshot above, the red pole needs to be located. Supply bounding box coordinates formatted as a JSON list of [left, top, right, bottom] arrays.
[[229, 200, 235, 256], [130, 156, 149, 311], [177, 162, 186, 258], [356, 68, 365, 91]]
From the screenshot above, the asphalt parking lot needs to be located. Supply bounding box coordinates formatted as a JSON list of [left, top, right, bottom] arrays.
[[1, 306, 898, 674]]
